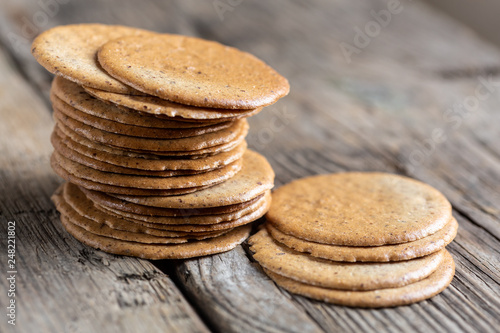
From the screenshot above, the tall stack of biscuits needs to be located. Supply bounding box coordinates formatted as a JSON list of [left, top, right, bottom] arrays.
[[249, 173, 458, 307], [32, 24, 289, 259]]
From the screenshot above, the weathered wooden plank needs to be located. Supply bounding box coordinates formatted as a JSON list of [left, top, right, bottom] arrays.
[[172, 1, 500, 332], [174, 246, 323, 333], [0, 46, 209, 333]]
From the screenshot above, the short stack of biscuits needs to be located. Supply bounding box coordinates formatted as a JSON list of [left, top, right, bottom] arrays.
[[32, 24, 289, 259], [249, 172, 458, 307]]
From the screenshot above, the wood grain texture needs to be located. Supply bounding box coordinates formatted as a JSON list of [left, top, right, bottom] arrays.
[[172, 1, 500, 332], [0, 42, 208, 333], [0, 0, 499, 332]]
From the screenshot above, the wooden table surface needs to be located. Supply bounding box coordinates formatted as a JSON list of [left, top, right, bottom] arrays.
[[1, 1, 499, 332]]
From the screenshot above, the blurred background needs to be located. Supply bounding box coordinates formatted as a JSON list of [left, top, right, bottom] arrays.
[[1, 2, 500, 332], [425, 0, 500, 47], [1, 0, 498, 98]]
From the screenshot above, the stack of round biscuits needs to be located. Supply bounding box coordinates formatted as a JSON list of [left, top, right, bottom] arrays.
[[32, 24, 289, 259], [249, 172, 457, 307]]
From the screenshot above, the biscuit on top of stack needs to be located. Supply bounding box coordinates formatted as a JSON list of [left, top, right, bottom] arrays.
[[32, 24, 289, 259], [249, 173, 457, 307]]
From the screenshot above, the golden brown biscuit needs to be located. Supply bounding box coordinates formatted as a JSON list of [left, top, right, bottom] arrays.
[[98, 34, 289, 109], [267, 219, 458, 262], [55, 121, 246, 160], [249, 228, 445, 290], [53, 108, 248, 152], [263, 250, 455, 308], [60, 214, 251, 260], [96, 192, 270, 225], [82, 188, 264, 217], [51, 77, 223, 128], [266, 173, 452, 246], [32, 24, 149, 93], [84, 86, 263, 120], [51, 94, 233, 139], [112, 149, 275, 208], [96, 197, 271, 233], [51, 130, 212, 177], [52, 151, 241, 190], [52, 183, 253, 259], [63, 184, 227, 239], [52, 126, 247, 172], [96, 192, 271, 224], [50, 156, 210, 196], [55, 192, 190, 244]]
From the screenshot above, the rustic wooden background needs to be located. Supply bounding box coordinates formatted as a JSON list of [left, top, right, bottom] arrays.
[[1, 1, 499, 332]]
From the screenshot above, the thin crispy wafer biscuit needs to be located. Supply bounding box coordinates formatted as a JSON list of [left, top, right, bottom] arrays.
[[52, 125, 246, 172], [83, 188, 264, 217], [51, 155, 210, 196], [84, 85, 262, 120], [55, 121, 246, 161], [249, 228, 445, 290], [54, 191, 191, 244], [98, 34, 289, 109], [267, 173, 452, 246], [263, 251, 455, 308], [53, 108, 248, 152], [60, 214, 251, 260], [97, 196, 271, 232], [63, 184, 226, 238], [51, 130, 210, 177], [52, 77, 224, 128], [267, 219, 458, 262], [97, 191, 270, 225], [113, 150, 275, 208], [52, 94, 234, 139], [52, 151, 242, 190], [32, 24, 149, 93]]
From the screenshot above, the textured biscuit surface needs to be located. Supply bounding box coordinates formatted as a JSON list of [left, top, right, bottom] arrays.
[[60, 214, 251, 259], [52, 151, 241, 190], [32, 24, 148, 93], [52, 125, 247, 172], [50, 155, 210, 196], [64, 184, 227, 239], [56, 120, 245, 158], [96, 196, 271, 232], [50, 131, 212, 177], [52, 184, 253, 259], [112, 149, 275, 208], [52, 77, 220, 128], [249, 228, 445, 290], [83, 188, 263, 217], [267, 173, 452, 246], [97, 192, 270, 225], [264, 250, 455, 308], [52, 96, 233, 140], [98, 34, 290, 109], [266, 219, 458, 262], [53, 108, 248, 152], [54, 108, 248, 152], [84, 86, 262, 119], [55, 190, 190, 244]]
